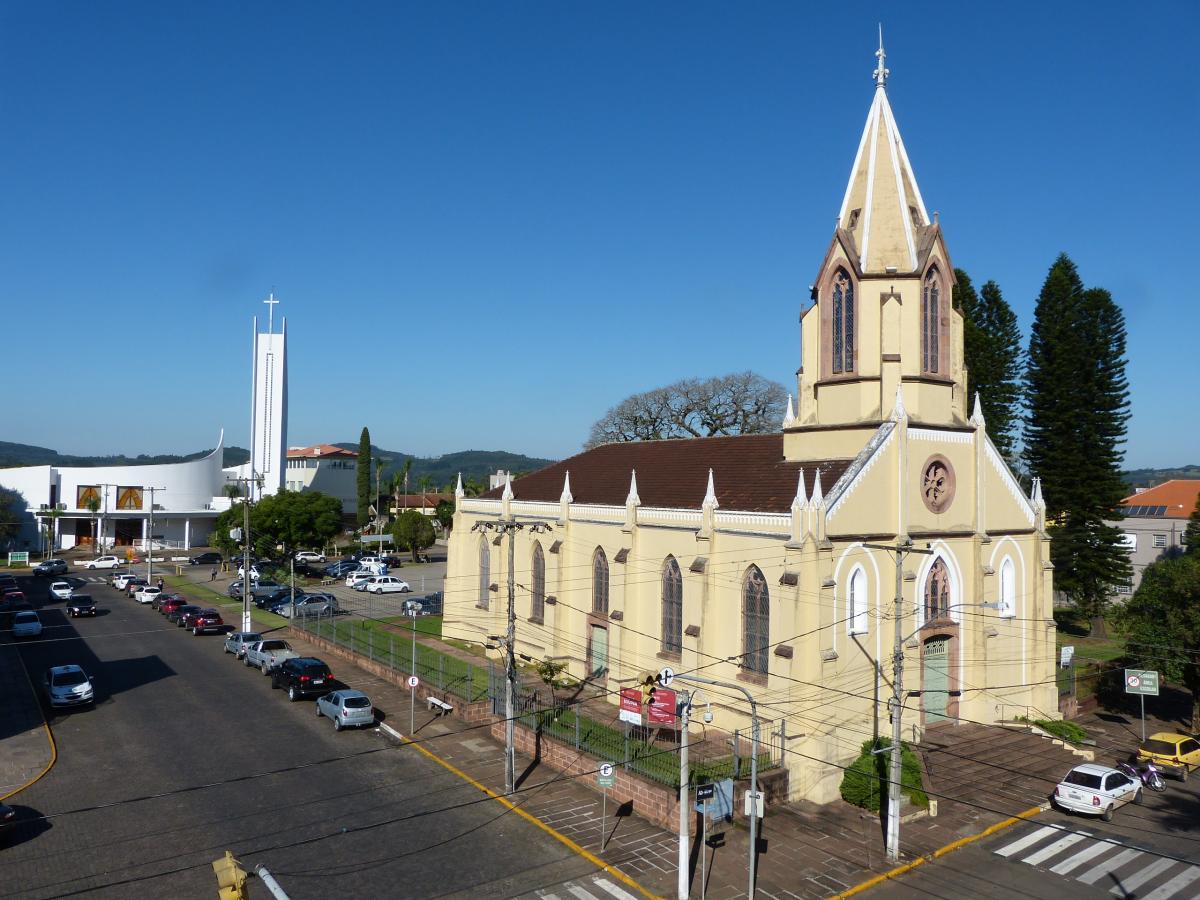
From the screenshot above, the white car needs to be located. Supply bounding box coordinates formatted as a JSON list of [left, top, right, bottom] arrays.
[[1053, 764, 1141, 821], [110, 571, 133, 588], [44, 664, 95, 708], [84, 556, 121, 570], [134, 586, 162, 605], [345, 571, 376, 589], [12, 611, 43, 639], [237, 565, 261, 581], [366, 576, 411, 594], [49, 581, 74, 601], [294, 551, 326, 563]]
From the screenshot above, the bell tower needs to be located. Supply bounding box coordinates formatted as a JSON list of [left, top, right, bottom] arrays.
[[788, 35, 966, 460]]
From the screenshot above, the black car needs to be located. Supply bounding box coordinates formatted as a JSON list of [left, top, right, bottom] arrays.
[[270, 657, 334, 701], [255, 588, 295, 610], [188, 552, 223, 566], [324, 561, 359, 577], [66, 595, 97, 617], [0, 802, 16, 839], [166, 604, 202, 625], [33, 559, 68, 576]]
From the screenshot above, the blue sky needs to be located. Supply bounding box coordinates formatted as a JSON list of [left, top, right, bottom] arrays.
[[1, 2, 1195, 469]]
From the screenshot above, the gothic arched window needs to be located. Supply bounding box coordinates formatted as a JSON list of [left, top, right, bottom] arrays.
[[832, 268, 856, 374], [478, 537, 491, 610], [742, 566, 770, 675], [661, 556, 683, 654], [998, 557, 1016, 618], [531, 541, 546, 621], [848, 566, 868, 635], [924, 558, 951, 622], [922, 269, 941, 374], [592, 548, 609, 614]]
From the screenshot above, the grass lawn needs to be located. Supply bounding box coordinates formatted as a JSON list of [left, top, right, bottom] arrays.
[[1054, 608, 1127, 662], [161, 574, 289, 631]]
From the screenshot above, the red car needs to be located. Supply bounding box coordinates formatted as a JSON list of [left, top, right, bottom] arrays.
[[159, 596, 189, 616], [184, 608, 224, 635]]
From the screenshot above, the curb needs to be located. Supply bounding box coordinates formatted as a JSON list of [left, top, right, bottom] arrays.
[[378, 723, 663, 900], [0, 647, 58, 803], [829, 803, 1047, 899]]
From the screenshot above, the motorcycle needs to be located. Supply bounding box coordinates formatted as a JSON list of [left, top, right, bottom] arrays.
[[1117, 759, 1167, 793]]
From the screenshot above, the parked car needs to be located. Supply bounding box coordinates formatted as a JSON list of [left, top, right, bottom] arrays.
[[228, 579, 282, 600], [43, 664, 95, 708], [66, 595, 98, 617], [49, 581, 74, 601], [274, 594, 339, 618], [83, 556, 121, 570], [270, 657, 334, 701], [124, 578, 149, 598], [1137, 732, 1200, 781], [12, 611, 43, 639], [244, 639, 300, 674], [1053, 764, 1141, 821], [294, 551, 326, 563], [223, 631, 263, 658], [110, 571, 133, 588], [324, 560, 360, 578], [255, 588, 294, 610], [316, 689, 375, 730], [134, 586, 162, 605], [33, 559, 68, 576], [166, 604, 202, 626], [159, 596, 189, 617], [366, 576, 411, 594], [237, 565, 261, 581], [151, 591, 181, 611], [186, 609, 224, 635], [188, 552, 223, 566], [0, 802, 16, 838], [345, 571, 377, 589]]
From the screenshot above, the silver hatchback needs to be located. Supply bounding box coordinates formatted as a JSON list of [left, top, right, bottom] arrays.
[[223, 631, 263, 659], [315, 690, 375, 731]]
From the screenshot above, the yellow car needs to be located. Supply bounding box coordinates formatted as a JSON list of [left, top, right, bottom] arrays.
[[1136, 732, 1200, 780]]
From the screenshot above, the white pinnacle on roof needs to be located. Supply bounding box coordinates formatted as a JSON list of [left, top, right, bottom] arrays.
[[702, 468, 719, 509], [792, 469, 808, 509], [560, 471, 573, 504], [837, 31, 930, 273], [455, 472, 464, 499], [783, 394, 796, 428], [502, 473, 514, 501], [893, 383, 907, 421], [810, 470, 824, 507], [626, 470, 641, 506], [970, 392, 986, 428]]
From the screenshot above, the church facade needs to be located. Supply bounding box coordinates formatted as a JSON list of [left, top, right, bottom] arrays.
[[443, 48, 1058, 803]]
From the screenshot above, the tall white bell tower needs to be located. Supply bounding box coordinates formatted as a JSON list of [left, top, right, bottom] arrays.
[[249, 294, 288, 498]]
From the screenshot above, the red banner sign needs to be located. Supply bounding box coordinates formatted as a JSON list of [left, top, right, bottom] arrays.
[[619, 688, 642, 725], [647, 687, 677, 727]]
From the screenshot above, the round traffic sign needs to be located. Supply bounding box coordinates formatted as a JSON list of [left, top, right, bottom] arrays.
[[599, 763, 615, 778], [407, 675, 420, 688], [658, 667, 676, 687], [1127, 675, 1140, 688]]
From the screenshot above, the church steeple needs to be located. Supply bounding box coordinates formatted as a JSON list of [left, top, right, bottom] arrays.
[[837, 32, 930, 274]]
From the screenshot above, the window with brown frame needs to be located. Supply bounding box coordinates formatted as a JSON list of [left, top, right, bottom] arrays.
[[530, 542, 545, 621], [831, 268, 855, 374], [742, 566, 770, 675], [661, 556, 682, 654], [922, 269, 941, 373], [592, 548, 609, 614]]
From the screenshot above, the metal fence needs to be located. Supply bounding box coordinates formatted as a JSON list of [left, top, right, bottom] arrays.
[[296, 615, 492, 703]]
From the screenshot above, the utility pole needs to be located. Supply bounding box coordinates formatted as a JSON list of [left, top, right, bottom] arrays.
[[863, 539, 932, 863], [472, 517, 552, 794], [677, 689, 692, 900], [145, 486, 166, 585], [227, 474, 259, 633]]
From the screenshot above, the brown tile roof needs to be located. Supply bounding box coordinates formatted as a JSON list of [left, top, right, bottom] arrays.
[[1120, 480, 1200, 519], [481, 434, 852, 513], [287, 444, 356, 459], [394, 493, 453, 510]]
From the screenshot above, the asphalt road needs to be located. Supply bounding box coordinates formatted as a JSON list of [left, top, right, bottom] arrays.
[[2, 573, 601, 899], [872, 785, 1200, 899]]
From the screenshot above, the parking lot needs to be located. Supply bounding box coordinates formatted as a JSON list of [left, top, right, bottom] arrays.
[[1, 570, 605, 899]]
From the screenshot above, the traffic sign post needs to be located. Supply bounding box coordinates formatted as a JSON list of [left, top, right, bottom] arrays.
[[597, 763, 616, 851], [1125, 669, 1160, 742], [697, 784, 715, 900]]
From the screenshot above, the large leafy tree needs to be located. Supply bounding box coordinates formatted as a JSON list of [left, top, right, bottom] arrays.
[[391, 509, 436, 562], [1024, 255, 1132, 632], [1114, 552, 1200, 731], [953, 269, 1022, 461], [357, 427, 372, 527], [434, 499, 455, 533], [209, 491, 342, 561], [1184, 494, 1200, 554], [0, 487, 26, 545], [587, 371, 786, 448]]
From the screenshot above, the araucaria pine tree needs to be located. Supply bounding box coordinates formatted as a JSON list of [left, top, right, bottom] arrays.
[[1185, 494, 1200, 554], [1023, 254, 1132, 633], [953, 269, 1023, 461], [357, 427, 372, 527]]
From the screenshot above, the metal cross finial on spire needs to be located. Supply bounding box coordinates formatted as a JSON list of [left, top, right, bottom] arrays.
[[263, 292, 279, 334], [873, 24, 889, 87]]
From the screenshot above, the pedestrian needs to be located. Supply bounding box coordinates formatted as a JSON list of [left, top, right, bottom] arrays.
[[157, 576, 164, 592], [211, 567, 218, 582]]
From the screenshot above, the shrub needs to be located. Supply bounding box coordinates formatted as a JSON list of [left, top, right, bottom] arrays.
[[840, 738, 928, 812], [1019, 716, 1088, 744]]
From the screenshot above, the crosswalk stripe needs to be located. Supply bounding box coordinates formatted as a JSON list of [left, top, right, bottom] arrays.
[[566, 886, 596, 900], [1076, 847, 1143, 886], [1023, 831, 1087, 866], [1050, 840, 1112, 875], [1141, 865, 1200, 900], [593, 878, 638, 900], [1111, 857, 1179, 896], [995, 825, 1062, 858]]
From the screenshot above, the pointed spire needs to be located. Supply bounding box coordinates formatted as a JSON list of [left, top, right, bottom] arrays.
[[783, 394, 796, 427], [970, 391, 986, 428], [560, 471, 573, 504], [873, 24, 889, 88], [791, 468, 808, 510], [501, 473, 514, 501], [702, 469, 719, 510], [811, 470, 824, 506], [1031, 476, 1044, 507], [893, 383, 907, 421], [837, 34, 929, 273], [454, 472, 464, 500], [626, 470, 641, 506]]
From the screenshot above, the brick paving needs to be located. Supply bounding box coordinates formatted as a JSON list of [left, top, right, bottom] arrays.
[[0, 614, 54, 801]]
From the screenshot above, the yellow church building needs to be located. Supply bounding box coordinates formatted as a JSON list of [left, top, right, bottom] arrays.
[[444, 44, 1058, 804]]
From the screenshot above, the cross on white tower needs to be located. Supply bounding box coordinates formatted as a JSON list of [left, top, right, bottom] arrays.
[[873, 24, 889, 87], [263, 292, 279, 334]]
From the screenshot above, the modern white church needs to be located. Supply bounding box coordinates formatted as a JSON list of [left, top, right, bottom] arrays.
[[0, 299, 290, 553]]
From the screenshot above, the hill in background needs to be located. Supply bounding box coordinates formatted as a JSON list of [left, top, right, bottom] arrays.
[[0, 441, 250, 469], [1123, 465, 1200, 491]]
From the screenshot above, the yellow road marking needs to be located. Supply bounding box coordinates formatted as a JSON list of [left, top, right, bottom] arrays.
[[0, 648, 58, 802]]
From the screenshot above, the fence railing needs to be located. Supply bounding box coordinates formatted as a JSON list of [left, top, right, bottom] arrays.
[[296, 615, 492, 703]]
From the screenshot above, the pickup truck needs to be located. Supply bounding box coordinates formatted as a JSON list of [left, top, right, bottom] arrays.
[[243, 639, 300, 675]]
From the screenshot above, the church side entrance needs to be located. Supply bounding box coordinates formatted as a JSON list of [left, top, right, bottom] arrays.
[[923, 637, 950, 723]]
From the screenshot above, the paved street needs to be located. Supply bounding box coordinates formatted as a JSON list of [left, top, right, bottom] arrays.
[[871, 791, 1200, 899], [1, 573, 607, 900]]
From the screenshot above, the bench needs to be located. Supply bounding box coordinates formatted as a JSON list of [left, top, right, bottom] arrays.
[[426, 696, 454, 716], [320, 578, 335, 586]]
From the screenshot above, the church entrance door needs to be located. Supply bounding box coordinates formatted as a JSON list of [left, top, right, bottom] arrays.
[[923, 637, 950, 723], [588, 625, 608, 679]]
